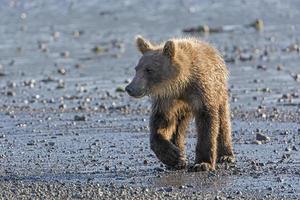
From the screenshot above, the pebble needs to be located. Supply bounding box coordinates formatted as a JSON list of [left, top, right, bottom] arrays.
[[48, 142, 55, 146], [6, 91, 16, 96], [115, 86, 125, 92], [256, 132, 270, 142], [59, 104, 66, 110], [214, 196, 226, 200], [57, 80, 65, 89], [74, 115, 86, 121], [285, 147, 291, 152], [27, 140, 36, 146], [294, 74, 300, 82], [179, 185, 186, 189], [239, 53, 253, 61], [58, 68, 66, 75], [93, 46, 106, 53], [60, 51, 70, 58], [52, 31, 60, 39], [292, 146, 298, 151], [164, 187, 173, 192]]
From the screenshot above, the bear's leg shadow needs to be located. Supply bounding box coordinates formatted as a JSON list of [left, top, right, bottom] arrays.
[[191, 110, 219, 171], [150, 113, 186, 169], [217, 101, 235, 163]]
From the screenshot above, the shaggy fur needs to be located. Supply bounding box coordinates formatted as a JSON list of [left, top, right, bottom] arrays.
[[126, 36, 235, 171]]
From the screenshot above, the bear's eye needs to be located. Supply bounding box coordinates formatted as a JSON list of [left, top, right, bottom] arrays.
[[145, 68, 153, 73]]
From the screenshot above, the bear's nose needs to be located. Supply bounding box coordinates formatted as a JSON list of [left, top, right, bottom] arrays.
[[125, 85, 133, 95]]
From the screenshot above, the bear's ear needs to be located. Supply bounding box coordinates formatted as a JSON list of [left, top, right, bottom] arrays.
[[135, 35, 153, 54], [163, 41, 175, 58]]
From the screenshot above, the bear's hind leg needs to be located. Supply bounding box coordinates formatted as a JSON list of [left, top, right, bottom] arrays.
[[217, 102, 235, 163], [190, 110, 219, 172]]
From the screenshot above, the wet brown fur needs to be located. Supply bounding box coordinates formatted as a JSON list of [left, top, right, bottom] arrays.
[[129, 36, 235, 171]]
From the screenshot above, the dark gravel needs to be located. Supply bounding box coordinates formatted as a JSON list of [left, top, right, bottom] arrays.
[[0, 0, 299, 199]]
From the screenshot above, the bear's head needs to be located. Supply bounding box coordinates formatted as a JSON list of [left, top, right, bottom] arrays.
[[126, 36, 186, 99]]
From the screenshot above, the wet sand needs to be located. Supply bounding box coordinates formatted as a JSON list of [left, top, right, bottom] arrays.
[[0, 0, 299, 199]]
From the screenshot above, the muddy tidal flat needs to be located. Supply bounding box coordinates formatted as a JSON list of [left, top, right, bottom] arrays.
[[0, 0, 299, 199]]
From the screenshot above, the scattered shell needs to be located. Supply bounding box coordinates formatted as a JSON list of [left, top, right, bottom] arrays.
[[251, 19, 264, 31], [20, 13, 27, 19], [52, 31, 60, 39]]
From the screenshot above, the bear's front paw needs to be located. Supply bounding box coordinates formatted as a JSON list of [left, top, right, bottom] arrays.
[[188, 162, 214, 172], [218, 155, 235, 164], [173, 157, 187, 170], [157, 145, 186, 169]]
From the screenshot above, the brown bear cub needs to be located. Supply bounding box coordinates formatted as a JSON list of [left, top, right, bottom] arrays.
[[126, 36, 235, 171]]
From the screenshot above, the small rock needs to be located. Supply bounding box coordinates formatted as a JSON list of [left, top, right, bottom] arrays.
[[38, 42, 48, 52], [74, 115, 86, 121], [285, 147, 291, 152], [256, 133, 270, 142], [73, 30, 81, 37], [115, 86, 125, 92], [164, 187, 173, 192], [27, 140, 36, 146], [56, 80, 65, 89], [215, 196, 226, 200], [257, 65, 267, 70], [75, 63, 83, 68], [277, 177, 283, 183], [239, 53, 253, 61], [6, 91, 16, 96], [60, 51, 70, 58], [262, 87, 271, 93], [292, 146, 298, 151], [59, 104, 66, 110], [48, 142, 55, 146], [294, 74, 300, 82], [179, 185, 186, 189], [282, 154, 291, 159], [7, 81, 16, 88], [0, 134, 5, 138], [277, 64, 283, 71], [92, 46, 106, 53], [58, 68, 66, 75]]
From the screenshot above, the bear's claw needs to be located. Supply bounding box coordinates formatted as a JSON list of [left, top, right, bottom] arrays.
[[218, 155, 235, 163], [188, 162, 213, 172]]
